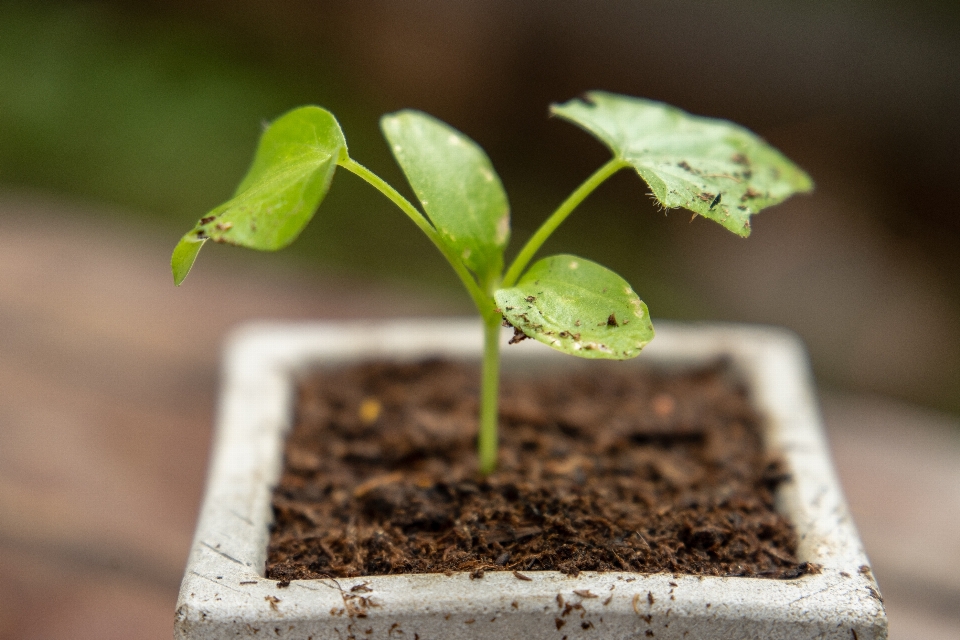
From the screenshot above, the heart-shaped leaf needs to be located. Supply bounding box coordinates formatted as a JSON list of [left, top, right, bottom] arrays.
[[381, 111, 509, 285], [551, 91, 812, 237], [495, 254, 654, 359], [171, 106, 347, 285]]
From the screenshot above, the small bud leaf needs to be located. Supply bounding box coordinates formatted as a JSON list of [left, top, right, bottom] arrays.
[[495, 255, 654, 359], [381, 111, 509, 283], [551, 91, 812, 237]]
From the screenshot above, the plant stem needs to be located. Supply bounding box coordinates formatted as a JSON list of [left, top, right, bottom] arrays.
[[478, 310, 502, 475], [343, 158, 506, 475], [502, 158, 627, 287], [340, 158, 493, 315]]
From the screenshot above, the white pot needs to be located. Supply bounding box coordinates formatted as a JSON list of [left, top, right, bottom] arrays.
[[175, 319, 888, 639]]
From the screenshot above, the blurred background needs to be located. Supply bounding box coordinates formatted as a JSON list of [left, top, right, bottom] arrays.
[[0, 1, 957, 638]]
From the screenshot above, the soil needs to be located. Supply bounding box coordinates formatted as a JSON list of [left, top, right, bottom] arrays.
[[267, 358, 817, 581]]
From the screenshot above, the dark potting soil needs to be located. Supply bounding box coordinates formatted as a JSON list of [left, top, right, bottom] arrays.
[[267, 359, 816, 581]]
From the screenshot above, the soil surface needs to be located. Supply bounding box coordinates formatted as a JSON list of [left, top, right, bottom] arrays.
[[267, 359, 815, 581]]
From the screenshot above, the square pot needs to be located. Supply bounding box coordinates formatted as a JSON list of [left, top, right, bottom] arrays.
[[175, 319, 888, 639]]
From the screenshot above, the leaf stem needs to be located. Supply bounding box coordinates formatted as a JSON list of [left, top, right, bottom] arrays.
[[478, 311, 502, 475], [340, 158, 492, 314], [343, 156, 504, 476], [503, 157, 626, 287]]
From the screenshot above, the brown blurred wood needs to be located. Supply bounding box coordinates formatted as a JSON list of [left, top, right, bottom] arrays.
[[824, 394, 960, 640], [0, 193, 957, 639]]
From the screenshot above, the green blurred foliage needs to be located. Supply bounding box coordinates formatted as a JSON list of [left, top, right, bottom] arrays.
[[0, 2, 299, 221], [0, 1, 460, 286]]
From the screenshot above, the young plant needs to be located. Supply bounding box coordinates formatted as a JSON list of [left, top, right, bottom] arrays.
[[172, 91, 811, 475]]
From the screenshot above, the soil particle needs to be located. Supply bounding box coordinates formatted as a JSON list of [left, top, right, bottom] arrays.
[[266, 359, 811, 580], [507, 325, 528, 345]]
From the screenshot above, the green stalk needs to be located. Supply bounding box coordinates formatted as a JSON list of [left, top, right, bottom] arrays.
[[475, 158, 626, 474], [345, 156, 508, 475], [478, 310, 502, 475], [341, 158, 492, 315], [503, 158, 626, 287]]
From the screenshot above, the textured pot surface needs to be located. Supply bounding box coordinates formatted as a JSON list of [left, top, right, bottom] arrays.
[[175, 320, 888, 639]]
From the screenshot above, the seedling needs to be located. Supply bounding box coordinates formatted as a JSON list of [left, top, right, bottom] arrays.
[[172, 91, 811, 474]]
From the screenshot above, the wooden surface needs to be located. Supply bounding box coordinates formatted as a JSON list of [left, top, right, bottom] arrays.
[[1, 195, 957, 639]]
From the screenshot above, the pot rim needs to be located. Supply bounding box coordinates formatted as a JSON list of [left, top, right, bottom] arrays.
[[175, 319, 887, 640]]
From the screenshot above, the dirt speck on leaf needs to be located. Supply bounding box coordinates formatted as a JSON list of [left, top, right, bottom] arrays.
[[508, 325, 529, 345]]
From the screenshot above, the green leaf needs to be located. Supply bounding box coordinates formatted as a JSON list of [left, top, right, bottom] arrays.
[[171, 106, 346, 285], [551, 91, 812, 237], [495, 254, 654, 359], [381, 110, 509, 284], [171, 236, 204, 287]]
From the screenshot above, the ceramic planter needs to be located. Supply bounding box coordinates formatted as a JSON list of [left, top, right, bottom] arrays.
[[175, 319, 887, 639]]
